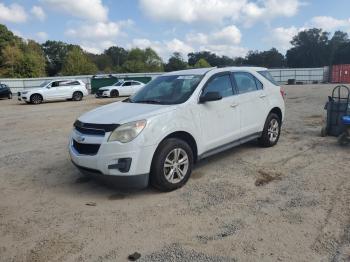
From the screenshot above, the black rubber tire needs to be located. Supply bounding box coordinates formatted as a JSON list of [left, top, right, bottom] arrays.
[[320, 125, 327, 137], [338, 132, 350, 146], [8, 93, 12, 99], [30, 94, 43, 104], [259, 113, 281, 147], [110, 90, 119, 98], [150, 138, 193, 192], [72, 91, 83, 101]]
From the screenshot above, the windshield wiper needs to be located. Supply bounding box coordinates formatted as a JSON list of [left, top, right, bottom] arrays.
[[133, 99, 164, 104]]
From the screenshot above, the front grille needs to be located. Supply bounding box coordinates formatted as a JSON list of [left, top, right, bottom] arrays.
[[74, 120, 119, 136], [73, 140, 100, 155], [96, 90, 105, 96]]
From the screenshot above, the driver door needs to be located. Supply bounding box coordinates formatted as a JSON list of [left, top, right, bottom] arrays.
[[196, 72, 241, 153], [121, 81, 133, 96]]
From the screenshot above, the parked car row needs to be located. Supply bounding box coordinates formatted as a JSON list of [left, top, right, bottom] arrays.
[[2, 79, 144, 105]]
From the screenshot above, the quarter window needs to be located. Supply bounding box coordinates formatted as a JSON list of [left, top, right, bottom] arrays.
[[233, 72, 262, 94], [203, 74, 233, 98]]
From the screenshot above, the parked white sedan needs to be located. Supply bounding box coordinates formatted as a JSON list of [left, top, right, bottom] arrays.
[[95, 80, 145, 98], [18, 80, 88, 104]]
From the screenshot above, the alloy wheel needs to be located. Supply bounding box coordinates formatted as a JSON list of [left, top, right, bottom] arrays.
[[163, 148, 189, 184], [268, 118, 279, 143]]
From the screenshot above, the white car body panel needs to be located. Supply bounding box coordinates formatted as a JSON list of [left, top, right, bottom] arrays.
[[18, 80, 88, 103], [69, 67, 285, 188]]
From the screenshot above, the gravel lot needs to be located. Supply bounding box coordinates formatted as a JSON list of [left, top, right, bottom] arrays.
[[1, 85, 350, 262]]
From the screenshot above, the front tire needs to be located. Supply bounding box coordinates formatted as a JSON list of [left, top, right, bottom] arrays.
[[150, 138, 193, 192], [8, 93, 12, 99], [72, 91, 83, 101], [259, 113, 281, 147], [30, 94, 43, 104], [110, 90, 119, 98]]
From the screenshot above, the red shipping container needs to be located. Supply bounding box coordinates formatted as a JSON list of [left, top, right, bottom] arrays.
[[332, 64, 350, 83]]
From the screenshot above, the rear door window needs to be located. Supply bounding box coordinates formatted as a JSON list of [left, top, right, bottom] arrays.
[[233, 72, 261, 94], [203, 74, 234, 98]]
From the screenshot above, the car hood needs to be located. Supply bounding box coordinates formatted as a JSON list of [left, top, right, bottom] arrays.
[[99, 86, 115, 91], [22, 88, 43, 93], [78, 101, 176, 124]]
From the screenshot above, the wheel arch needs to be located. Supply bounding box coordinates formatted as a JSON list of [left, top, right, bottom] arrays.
[[155, 131, 198, 163], [30, 93, 43, 100], [269, 107, 283, 122]]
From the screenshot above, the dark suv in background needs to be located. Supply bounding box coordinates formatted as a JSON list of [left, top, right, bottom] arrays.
[[0, 84, 12, 99]]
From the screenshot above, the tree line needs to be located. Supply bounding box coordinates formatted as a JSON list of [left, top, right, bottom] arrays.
[[0, 24, 350, 78]]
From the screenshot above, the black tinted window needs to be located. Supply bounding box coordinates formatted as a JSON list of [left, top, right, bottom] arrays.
[[203, 74, 233, 98], [123, 82, 132, 86], [233, 72, 259, 94], [132, 81, 141, 85]]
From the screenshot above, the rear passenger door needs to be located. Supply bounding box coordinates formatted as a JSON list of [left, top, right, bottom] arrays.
[[232, 72, 269, 136], [131, 81, 143, 93]]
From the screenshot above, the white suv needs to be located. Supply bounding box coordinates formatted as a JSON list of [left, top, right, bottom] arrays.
[[69, 67, 285, 191], [18, 80, 88, 104], [95, 80, 145, 98]]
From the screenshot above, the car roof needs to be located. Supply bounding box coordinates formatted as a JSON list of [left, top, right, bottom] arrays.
[[163, 66, 267, 76]]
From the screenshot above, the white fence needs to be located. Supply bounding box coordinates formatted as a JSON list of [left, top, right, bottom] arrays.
[[0, 73, 162, 93], [0, 67, 330, 93], [269, 67, 329, 84]]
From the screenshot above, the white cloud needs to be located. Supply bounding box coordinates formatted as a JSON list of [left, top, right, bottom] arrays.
[[310, 16, 350, 31], [165, 38, 194, 54], [36, 31, 49, 42], [0, 3, 27, 23], [66, 20, 132, 54], [42, 0, 108, 22], [139, 0, 301, 26], [242, 0, 301, 27], [265, 26, 303, 53], [31, 6, 46, 21], [66, 22, 121, 39], [212, 25, 241, 45]]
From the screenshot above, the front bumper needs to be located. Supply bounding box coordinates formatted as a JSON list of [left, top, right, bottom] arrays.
[[69, 129, 156, 188]]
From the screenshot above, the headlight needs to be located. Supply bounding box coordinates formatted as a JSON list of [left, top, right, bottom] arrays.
[[108, 120, 147, 143]]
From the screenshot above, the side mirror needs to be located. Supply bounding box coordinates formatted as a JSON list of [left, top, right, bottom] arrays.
[[199, 91, 222, 103]]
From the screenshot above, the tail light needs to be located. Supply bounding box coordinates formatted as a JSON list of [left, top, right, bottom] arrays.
[[280, 87, 286, 100]]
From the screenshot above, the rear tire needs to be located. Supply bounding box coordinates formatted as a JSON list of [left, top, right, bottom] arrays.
[[30, 94, 43, 104], [110, 90, 119, 98], [72, 91, 83, 101], [150, 138, 193, 192], [8, 93, 12, 99], [338, 132, 350, 146], [259, 113, 281, 147]]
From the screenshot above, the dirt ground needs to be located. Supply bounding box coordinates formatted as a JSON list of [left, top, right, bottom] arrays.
[[0, 84, 349, 262]]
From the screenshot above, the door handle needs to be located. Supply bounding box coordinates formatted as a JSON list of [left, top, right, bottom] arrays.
[[259, 94, 267, 98], [231, 103, 238, 108]]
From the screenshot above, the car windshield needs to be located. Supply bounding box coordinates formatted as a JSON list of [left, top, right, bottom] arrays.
[[127, 75, 203, 105], [113, 81, 123, 86], [39, 81, 50, 87]]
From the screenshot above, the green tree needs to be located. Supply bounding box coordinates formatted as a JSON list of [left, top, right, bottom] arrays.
[[0, 40, 46, 77], [194, 58, 211, 68], [42, 40, 80, 76], [245, 48, 285, 68], [164, 52, 188, 72], [122, 48, 163, 73], [61, 47, 98, 75], [286, 28, 329, 67], [328, 31, 349, 65], [104, 46, 128, 68]]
